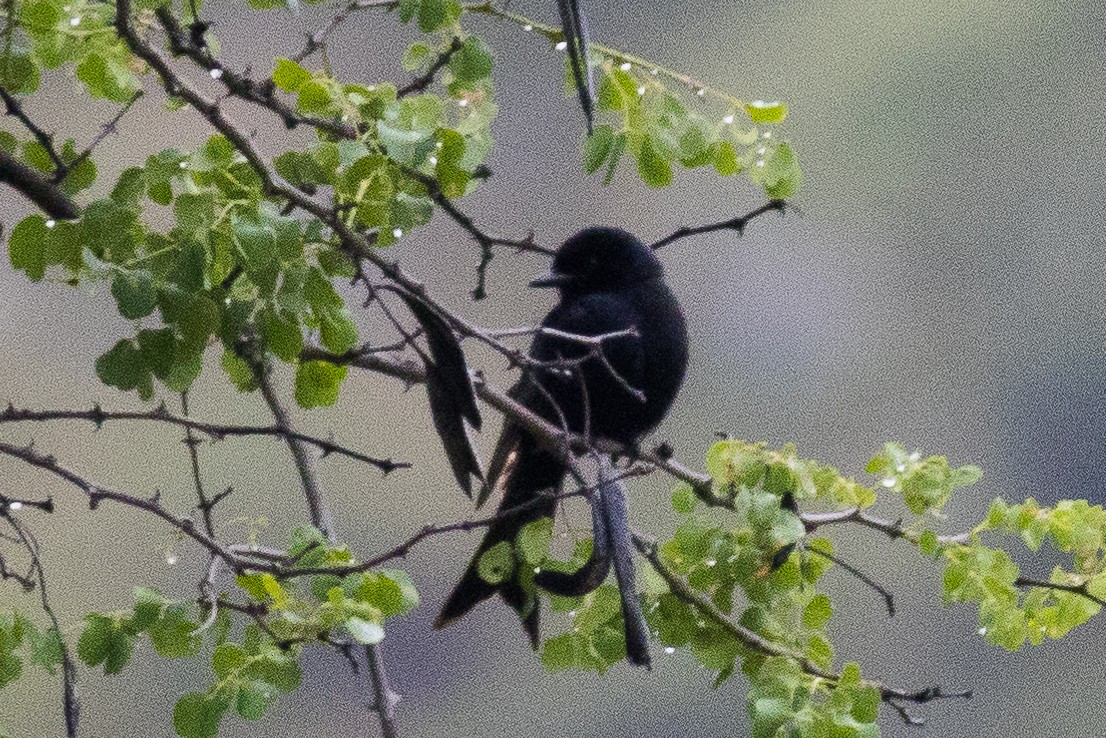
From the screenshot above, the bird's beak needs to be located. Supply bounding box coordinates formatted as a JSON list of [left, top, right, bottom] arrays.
[[529, 272, 573, 289]]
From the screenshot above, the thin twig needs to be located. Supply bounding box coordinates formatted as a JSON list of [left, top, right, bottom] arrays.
[[396, 37, 464, 98], [1015, 575, 1106, 609], [651, 200, 787, 250], [62, 90, 144, 178], [3, 514, 80, 736], [807, 546, 895, 617], [0, 404, 408, 474]]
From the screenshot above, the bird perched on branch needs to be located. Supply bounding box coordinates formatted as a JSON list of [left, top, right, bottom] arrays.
[[435, 226, 688, 664]]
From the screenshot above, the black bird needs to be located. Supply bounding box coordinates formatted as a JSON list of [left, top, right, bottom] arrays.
[[435, 226, 688, 658]]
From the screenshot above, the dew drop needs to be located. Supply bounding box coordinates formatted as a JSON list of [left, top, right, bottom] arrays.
[[757, 146, 767, 155], [761, 130, 772, 139], [881, 478, 895, 488], [45, 219, 56, 229], [555, 41, 568, 51], [722, 114, 734, 125], [705, 559, 716, 567], [909, 452, 921, 461], [620, 62, 632, 71], [70, 16, 81, 27], [978, 626, 987, 635], [429, 156, 438, 165], [166, 554, 178, 566], [636, 85, 646, 96], [664, 646, 675, 654], [568, 610, 577, 618], [896, 464, 906, 473], [650, 68, 659, 76], [523, 24, 533, 32], [392, 228, 404, 239], [179, 161, 188, 169], [755, 160, 765, 168], [696, 88, 705, 97], [9, 501, 23, 511], [458, 98, 469, 107], [533, 567, 541, 574], [209, 67, 223, 80]]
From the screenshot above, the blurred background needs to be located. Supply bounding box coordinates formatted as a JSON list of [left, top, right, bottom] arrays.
[[2, 0, 1106, 735]]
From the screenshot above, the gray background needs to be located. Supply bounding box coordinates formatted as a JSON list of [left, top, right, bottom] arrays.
[[2, 0, 1106, 736]]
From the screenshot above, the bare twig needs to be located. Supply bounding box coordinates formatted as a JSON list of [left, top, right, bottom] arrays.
[[807, 546, 895, 617], [0, 404, 409, 474], [651, 200, 788, 250], [63, 90, 144, 176]]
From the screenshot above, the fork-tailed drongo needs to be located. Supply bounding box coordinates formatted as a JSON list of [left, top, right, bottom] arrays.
[[435, 226, 688, 654]]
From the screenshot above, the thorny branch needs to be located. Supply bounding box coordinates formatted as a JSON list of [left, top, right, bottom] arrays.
[[0, 404, 409, 474], [650, 199, 789, 250]]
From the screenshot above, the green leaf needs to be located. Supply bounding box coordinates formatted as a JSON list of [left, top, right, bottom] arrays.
[[111, 270, 157, 319], [671, 483, 698, 514], [211, 643, 248, 679], [713, 140, 739, 176], [761, 142, 801, 199], [95, 340, 153, 399], [222, 349, 258, 392], [173, 692, 228, 738], [248, 654, 301, 692], [517, 518, 554, 566], [0, 49, 40, 94], [477, 541, 515, 585], [449, 38, 493, 83], [597, 68, 637, 112], [636, 136, 673, 188], [0, 652, 22, 688], [744, 100, 788, 124], [75, 52, 138, 102], [8, 215, 50, 281], [27, 627, 63, 676], [236, 683, 274, 720], [77, 614, 134, 675], [294, 361, 347, 408], [417, 0, 460, 32], [583, 125, 615, 175], [355, 570, 420, 617], [262, 309, 304, 362], [149, 606, 202, 658], [345, 617, 386, 644], [802, 594, 833, 629], [272, 58, 312, 92]]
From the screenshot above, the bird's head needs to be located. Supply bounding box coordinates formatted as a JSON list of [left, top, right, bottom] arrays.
[[530, 227, 662, 293]]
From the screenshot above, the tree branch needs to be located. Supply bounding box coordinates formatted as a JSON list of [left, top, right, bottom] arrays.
[[0, 404, 408, 474], [3, 513, 80, 736], [632, 532, 971, 726], [650, 200, 788, 250]]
